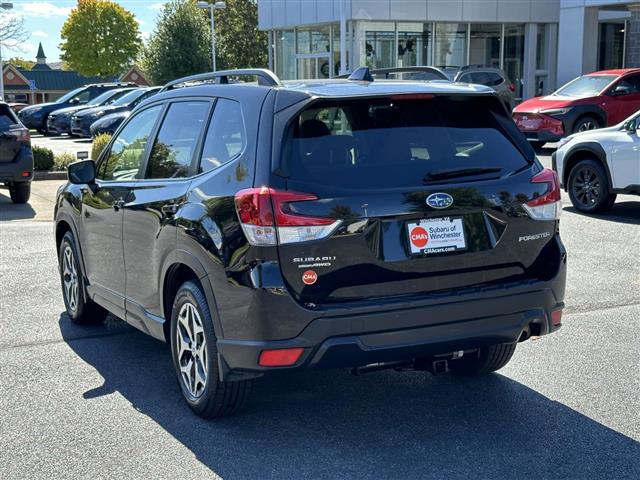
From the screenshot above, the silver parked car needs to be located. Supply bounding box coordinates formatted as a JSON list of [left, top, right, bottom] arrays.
[[440, 65, 517, 112]]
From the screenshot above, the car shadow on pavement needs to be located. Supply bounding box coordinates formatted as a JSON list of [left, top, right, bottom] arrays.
[[59, 314, 639, 479], [0, 192, 36, 220], [564, 201, 640, 225]]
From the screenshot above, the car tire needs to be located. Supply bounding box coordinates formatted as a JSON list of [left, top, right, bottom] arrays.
[[572, 116, 601, 134], [170, 281, 252, 418], [449, 343, 517, 376], [9, 183, 31, 204], [567, 159, 616, 213], [58, 231, 108, 325]]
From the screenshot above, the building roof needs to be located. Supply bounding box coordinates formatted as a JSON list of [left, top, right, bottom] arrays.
[[17, 68, 105, 91]]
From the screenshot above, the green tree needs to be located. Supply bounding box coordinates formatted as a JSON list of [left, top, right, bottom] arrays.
[[212, 0, 267, 71], [142, 0, 212, 85], [7, 57, 35, 70], [59, 0, 142, 78]]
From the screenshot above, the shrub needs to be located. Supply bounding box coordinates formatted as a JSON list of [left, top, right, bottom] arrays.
[[53, 152, 77, 171], [91, 133, 112, 160], [32, 145, 55, 171]]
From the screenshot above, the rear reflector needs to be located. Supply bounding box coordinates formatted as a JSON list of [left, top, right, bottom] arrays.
[[234, 187, 341, 246], [21, 171, 31, 177], [551, 309, 563, 326], [258, 348, 305, 367], [523, 168, 562, 221]]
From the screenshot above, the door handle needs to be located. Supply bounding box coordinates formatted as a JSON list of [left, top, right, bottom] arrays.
[[113, 198, 125, 211], [161, 203, 180, 216]]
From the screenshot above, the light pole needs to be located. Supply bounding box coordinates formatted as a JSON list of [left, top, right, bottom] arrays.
[[0, 2, 14, 101], [197, 1, 226, 72]]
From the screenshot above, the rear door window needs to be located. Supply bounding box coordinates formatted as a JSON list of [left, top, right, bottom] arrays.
[[281, 95, 530, 189], [145, 101, 210, 179]]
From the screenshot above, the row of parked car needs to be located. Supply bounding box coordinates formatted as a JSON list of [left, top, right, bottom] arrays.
[[18, 83, 161, 138]]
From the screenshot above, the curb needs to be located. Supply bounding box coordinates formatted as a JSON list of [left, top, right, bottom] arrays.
[[33, 171, 67, 181]]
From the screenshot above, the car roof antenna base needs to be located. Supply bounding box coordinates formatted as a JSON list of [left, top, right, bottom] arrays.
[[348, 67, 374, 82]]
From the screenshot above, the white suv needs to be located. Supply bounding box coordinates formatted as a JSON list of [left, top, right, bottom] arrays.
[[553, 110, 640, 213]]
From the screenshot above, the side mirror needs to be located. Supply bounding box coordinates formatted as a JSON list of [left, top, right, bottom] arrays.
[[612, 85, 631, 96], [68, 159, 96, 184]]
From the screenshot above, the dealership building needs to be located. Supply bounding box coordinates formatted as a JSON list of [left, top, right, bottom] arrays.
[[258, 0, 640, 101]]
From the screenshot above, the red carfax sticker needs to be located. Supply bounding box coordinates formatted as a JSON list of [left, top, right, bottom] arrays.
[[302, 270, 317, 285]]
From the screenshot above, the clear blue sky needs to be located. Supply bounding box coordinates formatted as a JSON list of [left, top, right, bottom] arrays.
[[2, 1, 169, 63]]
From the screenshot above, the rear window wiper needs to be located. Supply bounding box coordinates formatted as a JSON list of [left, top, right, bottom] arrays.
[[423, 167, 502, 183]]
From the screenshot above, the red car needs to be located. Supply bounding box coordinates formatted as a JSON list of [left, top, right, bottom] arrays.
[[513, 68, 640, 147]]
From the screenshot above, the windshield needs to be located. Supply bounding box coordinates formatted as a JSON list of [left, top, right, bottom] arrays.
[[282, 95, 530, 189], [554, 75, 617, 97], [112, 89, 147, 107], [56, 87, 86, 104]]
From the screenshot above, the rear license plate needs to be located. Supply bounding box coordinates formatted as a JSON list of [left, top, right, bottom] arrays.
[[407, 217, 466, 255]]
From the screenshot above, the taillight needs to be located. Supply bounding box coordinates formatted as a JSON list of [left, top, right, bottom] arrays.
[[523, 168, 562, 221], [8, 127, 30, 143], [234, 187, 341, 246], [508, 83, 516, 92]]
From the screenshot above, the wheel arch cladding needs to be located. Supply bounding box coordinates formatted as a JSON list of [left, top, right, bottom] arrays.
[[55, 220, 72, 253], [563, 143, 612, 190], [571, 107, 607, 131], [162, 263, 201, 342]]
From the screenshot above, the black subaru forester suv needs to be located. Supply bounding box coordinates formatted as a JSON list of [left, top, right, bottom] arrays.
[[55, 68, 566, 418]]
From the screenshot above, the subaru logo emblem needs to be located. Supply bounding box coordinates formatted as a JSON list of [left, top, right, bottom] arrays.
[[426, 193, 453, 209]]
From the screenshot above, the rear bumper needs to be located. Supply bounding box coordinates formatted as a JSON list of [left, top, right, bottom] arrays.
[[0, 149, 34, 184], [216, 253, 567, 379]]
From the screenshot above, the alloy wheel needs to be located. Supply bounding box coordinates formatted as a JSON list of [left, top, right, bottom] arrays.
[[62, 245, 79, 313], [176, 302, 208, 398], [577, 120, 596, 132], [572, 166, 601, 208]]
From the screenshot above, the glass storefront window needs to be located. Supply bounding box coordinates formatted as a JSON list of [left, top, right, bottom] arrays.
[[504, 24, 525, 99], [275, 30, 295, 80], [434, 23, 467, 67], [469, 24, 501, 67], [332, 23, 344, 77], [297, 26, 331, 55], [599, 23, 625, 70], [397, 23, 432, 67], [363, 22, 395, 69]]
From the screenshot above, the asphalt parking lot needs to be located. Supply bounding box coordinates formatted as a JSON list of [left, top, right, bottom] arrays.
[[0, 149, 638, 479]]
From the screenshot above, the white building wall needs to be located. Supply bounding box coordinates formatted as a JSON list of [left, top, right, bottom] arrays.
[[257, 0, 560, 29], [557, 0, 633, 86]]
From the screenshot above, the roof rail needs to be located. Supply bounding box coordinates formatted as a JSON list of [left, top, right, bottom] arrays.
[[160, 68, 282, 92], [339, 66, 449, 81], [460, 64, 495, 70]]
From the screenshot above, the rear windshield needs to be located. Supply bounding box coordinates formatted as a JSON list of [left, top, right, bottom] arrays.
[[0, 105, 18, 130], [281, 95, 530, 189]]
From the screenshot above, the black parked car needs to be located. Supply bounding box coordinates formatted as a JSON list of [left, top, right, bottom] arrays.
[[71, 86, 161, 137], [46, 87, 137, 135], [0, 102, 33, 203], [89, 111, 130, 137], [55, 68, 567, 418], [18, 82, 136, 134]]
